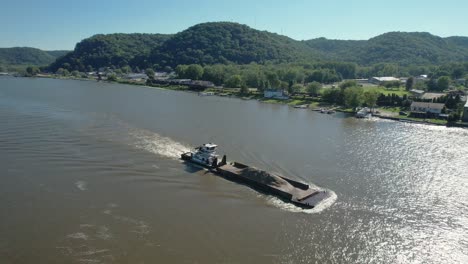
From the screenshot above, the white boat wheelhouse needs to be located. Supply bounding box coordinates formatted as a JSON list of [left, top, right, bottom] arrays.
[[191, 143, 219, 166]]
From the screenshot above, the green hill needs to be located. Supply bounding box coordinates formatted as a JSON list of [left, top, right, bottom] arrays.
[[358, 32, 468, 65], [306, 32, 468, 66], [46, 22, 468, 72], [303, 38, 366, 61], [149, 22, 319, 67], [49, 33, 171, 72], [0, 47, 69, 66]]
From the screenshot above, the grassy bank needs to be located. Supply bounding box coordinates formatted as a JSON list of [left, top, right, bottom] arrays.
[[25, 75, 464, 127]]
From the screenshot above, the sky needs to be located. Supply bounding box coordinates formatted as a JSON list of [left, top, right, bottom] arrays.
[[1, 0, 467, 50]]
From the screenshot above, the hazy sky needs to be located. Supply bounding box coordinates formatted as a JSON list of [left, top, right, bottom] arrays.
[[1, 0, 466, 50]]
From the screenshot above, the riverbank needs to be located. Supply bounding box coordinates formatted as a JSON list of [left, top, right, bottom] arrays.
[[21, 74, 468, 128]]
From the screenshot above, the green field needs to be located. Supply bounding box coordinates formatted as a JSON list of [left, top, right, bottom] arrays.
[[367, 86, 410, 96]]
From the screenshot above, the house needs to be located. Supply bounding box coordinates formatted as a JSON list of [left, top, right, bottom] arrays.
[[154, 72, 170, 80], [410, 102, 445, 117], [413, 75, 429, 84], [409, 89, 425, 98], [369, 77, 400, 85], [463, 100, 468, 122], [264, 89, 289, 99]]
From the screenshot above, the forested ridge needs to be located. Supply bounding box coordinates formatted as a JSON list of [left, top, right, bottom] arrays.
[[43, 22, 468, 73], [0, 47, 69, 66], [4, 22, 467, 76], [48, 33, 171, 72]]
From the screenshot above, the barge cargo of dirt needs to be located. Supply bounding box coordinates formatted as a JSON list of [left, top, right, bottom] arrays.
[[181, 143, 331, 209]]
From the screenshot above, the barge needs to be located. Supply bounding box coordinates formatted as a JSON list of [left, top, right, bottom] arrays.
[[181, 143, 330, 208]]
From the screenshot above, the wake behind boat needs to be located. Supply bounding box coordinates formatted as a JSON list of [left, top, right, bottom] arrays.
[[181, 143, 332, 209]]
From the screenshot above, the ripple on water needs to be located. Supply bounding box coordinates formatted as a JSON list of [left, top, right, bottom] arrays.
[[75, 181, 88, 191]]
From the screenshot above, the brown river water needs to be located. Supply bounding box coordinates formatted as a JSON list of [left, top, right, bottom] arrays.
[[1, 77, 467, 263]]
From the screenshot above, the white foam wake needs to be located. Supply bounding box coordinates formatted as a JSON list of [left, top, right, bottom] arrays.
[[262, 189, 337, 214], [128, 128, 191, 159]]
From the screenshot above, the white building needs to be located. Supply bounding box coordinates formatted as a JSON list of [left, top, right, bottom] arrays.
[[369, 77, 400, 85], [264, 89, 289, 99], [410, 102, 445, 115], [154, 72, 170, 79], [409, 89, 425, 98]]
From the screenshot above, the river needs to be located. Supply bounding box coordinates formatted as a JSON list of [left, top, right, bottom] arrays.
[[1, 77, 467, 263]]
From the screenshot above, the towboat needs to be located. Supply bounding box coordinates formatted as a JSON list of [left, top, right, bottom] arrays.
[[181, 143, 331, 209], [181, 143, 219, 168]]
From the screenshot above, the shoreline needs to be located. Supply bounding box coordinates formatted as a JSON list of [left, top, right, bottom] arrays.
[[14, 75, 468, 128]]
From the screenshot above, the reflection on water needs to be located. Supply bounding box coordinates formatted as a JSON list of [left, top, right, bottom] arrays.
[[0, 77, 467, 263]]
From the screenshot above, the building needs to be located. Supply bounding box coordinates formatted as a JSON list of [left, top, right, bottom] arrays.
[[409, 89, 425, 98], [414, 74, 428, 81], [369, 77, 400, 85], [421, 93, 446, 101], [410, 102, 445, 117], [463, 100, 468, 122], [264, 89, 289, 99], [154, 72, 170, 80]]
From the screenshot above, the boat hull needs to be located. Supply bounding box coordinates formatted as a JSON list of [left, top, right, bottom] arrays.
[[215, 162, 328, 208], [181, 152, 216, 169], [181, 152, 330, 209]]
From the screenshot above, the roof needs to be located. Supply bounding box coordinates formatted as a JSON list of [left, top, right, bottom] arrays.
[[372, 77, 399, 82], [411, 102, 445, 110], [410, 89, 425, 94], [421, 93, 446, 100], [203, 143, 218, 148]]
